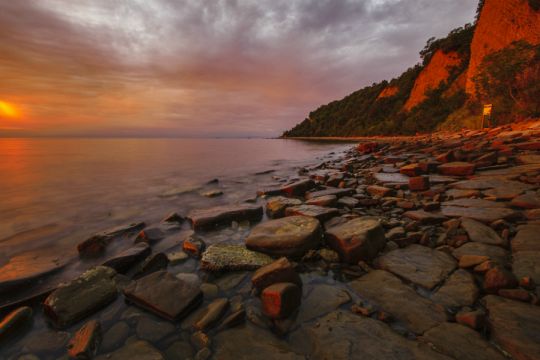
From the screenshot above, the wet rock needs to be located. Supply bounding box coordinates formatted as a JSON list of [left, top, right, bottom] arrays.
[[0, 306, 32, 340], [513, 252, 540, 286], [280, 179, 316, 197], [217, 308, 246, 330], [452, 242, 508, 264], [251, 257, 302, 293], [187, 204, 263, 230], [246, 216, 321, 257], [498, 288, 531, 302], [482, 295, 540, 360], [511, 224, 540, 253], [442, 198, 508, 209], [350, 270, 447, 334], [306, 194, 338, 207], [135, 228, 165, 244], [445, 188, 480, 199], [261, 283, 301, 319], [325, 217, 386, 264], [161, 212, 184, 224], [511, 192, 540, 209], [24, 330, 70, 355], [460, 217, 507, 247], [375, 244, 456, 289], [201, 244, 273, 271], [43, 266, 118, 328], [456, 308, 485, 330], [432, 269, 478, 308], [458, 255, 489, 268], [441, 206, 519, 223], [484, 266, 518, 293], [409, 176, 430, 191], [191, 330, 210, 350], [183, 233, 206, 258], [373, 172, 409, 184], [367, 185, 392, 197], [296, 284, 351, 323], [451, 178, 533, 192], [164, 341, 194, 360], [305, 187, 355, 200], [100, 322, 129, 353], [78, 222, 145, 257], [68, 319, 101, 359], [133, 252, 169, 279], [167, 250, 188, 265], [193, 298, 229, 331], [201, 189, 223, 198], [400, 163, 422, 177], [438, 162, 475, 176], [284, 205, 339, 222], [136, 316, 175, 342], [319, 248, 340, 262], [403, 210, 447, 224], [421, 322, 505, 360], [265, 197, 302, 219], [337, 196, 359, 208], [102, 243, 151, 273], [123, 270, 202, 321], [95, 340, 163, 360]]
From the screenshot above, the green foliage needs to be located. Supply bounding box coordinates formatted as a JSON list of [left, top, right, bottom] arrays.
[[476, 0, 486, 21], [419, 24, 474, 65], [473, 41, 540, 123], [529, 0, 540, 11]]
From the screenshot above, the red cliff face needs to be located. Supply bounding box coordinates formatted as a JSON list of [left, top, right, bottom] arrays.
[[466, 0, 540, 94], [377, 86, 399, 99], [404, 50, 462, 111]]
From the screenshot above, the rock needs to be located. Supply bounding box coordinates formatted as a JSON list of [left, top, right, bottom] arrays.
[[265, 197, 302, 218], [337, 196, 359, 208], [187, 204, 263, 230], [280, 179, 316, 197], [201, 190, 223, 198], [482, 295, 540, 360], [432, 269, 478, 308], [403, 210, 447, 224], [123, 270, 202, 321], [298, 311, 449, 360], [217, 308, 246, 330], [136, 316, 175, 342], [306, 195, 338, 207], [134, 228, 165, 244], [251, 257, 302, 293], [161, 212, 184, 223], [133, 252, 169, 279], [296, 284, 351, 323], [367, 185, 392, 197], [24, 330, 70, 354], [458, 255, 489, 268], [484, 267, 518, 293], [0, 306, 32, 340], [201, 244, 273, 271], [373, 172, 410, 184], [400, 163, 422, 177], [261, 283, 301, 319], [498, 288, 531, 302], [350, 270, 447, 334], [452, 242, 508, 264], [451, 178, 533, 192], [95, 340, 163, 360], [442, 198, 508, 209], [68, 320, 101, 359], [102, 243, 151, 273], [375, 245, 457, 289], [513, 252, 540, 285], [441, 206, 519, 223], [100, 322, 129, 353], [325, 217, 386, 264], [386, 226, 405, 241], [183, 233, 206, 258], [305, 187, 355, 200], [409, 176, 430, 191], [78, 222, 145, 257], [164, 341, 194, 360], [319, 248, 340, 262], [445, 189, 480, 199], [193, 298, 229, 331], [460, 217, 507, 247], [167, 250, 189, 265], [245, 216, 322, 257], [43, 266, 118, 328], [191, 330, 210, 350], [456, 309, 485, 330], [421, 322, 505, 360], [284, 205, 339, 222], [511, 224, 540, 252], [511, 192, 540, 209], [438, 162, 475, 176]]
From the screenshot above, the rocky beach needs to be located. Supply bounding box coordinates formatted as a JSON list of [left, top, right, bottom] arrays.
[[0, 120, 539, 359]]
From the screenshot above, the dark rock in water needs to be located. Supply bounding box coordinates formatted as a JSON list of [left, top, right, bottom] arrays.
[[265, 196, 302, 219], [375, 244, 456, 290], [102, 243, 151, 273], [296, 284, 350, 323], [460, 217, 507, 247], [78, 222, 146, 257], [280, 179, 316, 197], [325, 217, 386, 264], [161, 212, 184, 223], [482, 295, 540, 360], [0, 306, 32, 340], [251, 257, 302, 293], [350, 270, 447, 334], [305, 187, 355, 200], [67, 319, 102, 359], [43, 266, 118, 328], [123, 270, 202, 321], [201, 244, 273, 271], [217, 308, 246, 330], [24, 329, 70, 355], [306, 194, 338, 207], [246, 216, 322, 257], [193, 298, 229, 331], [136, 316, 176, 342], [261, 283, 301, 319], [188, 204, 263, 230], [95, 340, 164, 360], [100, 321, 129, 353], [420, 322, 506, 360], [284, 205, 339, 222], [183, 232, 207, 258], [134, 228, 165, 244], [133, 252, 170, 279]]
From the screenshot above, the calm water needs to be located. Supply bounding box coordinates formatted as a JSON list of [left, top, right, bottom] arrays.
[[0, 138, 350, 260]]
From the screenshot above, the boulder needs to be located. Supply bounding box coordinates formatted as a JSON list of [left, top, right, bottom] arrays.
[[438, 162, 475, 176], [102, 243, 151, 273], [432, 269, 478, 308], [261, 283, 301, 319], [460, 217, 507, 247], [265, 197, 302, 218], [251, 257, 302, 293], [68, 319, 101, 359], [306, 194, 338, 207], [284, 205, 339, 222], [441, 206, 519, 223], [280, 179, 316, 197], [403, 210, 447, 224], [201, 244, 273, 271], [305, 187, 355, 200], [246, 216, 322, 257], [452, 242, 508, 264], [325, 217, 386, 264], [123, 270, 202, 321], [43, 266, 118, 328], [78, 222, 145, 257], [187, 204, 263, 230], [375, 245, 456, 290]]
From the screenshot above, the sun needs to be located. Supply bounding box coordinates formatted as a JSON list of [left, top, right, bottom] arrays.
[[0, 100, 20, 118]]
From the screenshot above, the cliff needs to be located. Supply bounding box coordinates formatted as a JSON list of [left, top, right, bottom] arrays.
[[466, 0, 540, 94], [377, 86, 399, 99]]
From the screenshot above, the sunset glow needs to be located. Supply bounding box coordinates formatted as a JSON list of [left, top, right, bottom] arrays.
[[0, 101, 19, 118]]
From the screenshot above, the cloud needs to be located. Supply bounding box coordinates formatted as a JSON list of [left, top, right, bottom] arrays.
[[0, 0, 478, 137]]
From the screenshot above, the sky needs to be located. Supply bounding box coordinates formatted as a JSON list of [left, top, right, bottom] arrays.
[[0, 0, 478, 138]]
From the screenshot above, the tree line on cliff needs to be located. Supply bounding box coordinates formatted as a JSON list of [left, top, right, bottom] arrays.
[[283, 0, 540, 137]]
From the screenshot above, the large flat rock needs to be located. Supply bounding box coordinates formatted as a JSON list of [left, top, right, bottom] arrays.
[[442, 198, 508, 208], [431, 269, 478, 308], [187, 204, 263, 230], [245, 216, 322, 257], [284, 205, 339, 222], [305, 187, 355, 200], [451, 179, 534, 192], [96, 340, 163, 360], [350, 270, 447, 334], [460, 217, 507, 247], [511, 224, 540, 252], [296, 284, 351, 323], [375, 245, 456, 289], [512, 251, 540, 285], [441, 206, 519, 223], [483, 295, 540, 360], [452, 242, 508, 264], [201, 244, 273, 271]]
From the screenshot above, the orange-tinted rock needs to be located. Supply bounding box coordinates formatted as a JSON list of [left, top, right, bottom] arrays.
[[187, 204, 263, 230], [456, 309, 485, 330], [459, 255, 489, 268], [280, 179, 316, 197], [68, 320, 101, 359], [251, 257, 302, 293], [484, 267, 518, 293], [409, 176, 430, 191], [400, 163, 422, 177], [438, 162, 475, 176], [403, 210, 447, 224], [357, 142, 379, 154], [367, 185, 392, 197], [0, 306, 33, 340], [260, 283, 301, 319], [498, 289, 531, 302]]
